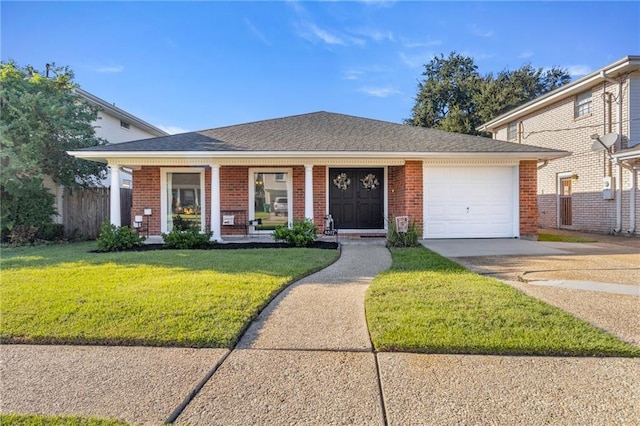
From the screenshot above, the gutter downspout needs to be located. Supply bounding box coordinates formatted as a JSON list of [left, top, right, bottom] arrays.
[[601, 72, 623, 232], [619, 162, 637, 234], [615, 160, 623, 233]]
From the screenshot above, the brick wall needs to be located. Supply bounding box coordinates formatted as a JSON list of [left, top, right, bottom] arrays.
[[493, 76, 638, 235], [519, 160, 538, 238], [313, 167, 327, 231], [387, 161, 423, 230], [132, 167, 161, 235]]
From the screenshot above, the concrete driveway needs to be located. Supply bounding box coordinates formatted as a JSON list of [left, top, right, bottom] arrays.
[[421, 231, 640, 346]]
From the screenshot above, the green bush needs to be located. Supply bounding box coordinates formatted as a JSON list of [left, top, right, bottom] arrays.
[[96, 222, 145, 252], [36, 223, 65, 241], [1, 178, 56, 242], [162, 226, 213, 249], [386, 216, 420, 247], [273, 218, 318, 247]]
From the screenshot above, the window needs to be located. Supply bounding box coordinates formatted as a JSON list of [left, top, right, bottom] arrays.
[[507, 122, 517, 141], [161, 169, 205, 233], [575, 90, 592, 118], [120, 120, 130, 130], [250, 168, 292, 232]]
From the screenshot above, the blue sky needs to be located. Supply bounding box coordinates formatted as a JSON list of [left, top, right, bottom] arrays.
[[2, 1, 639, 134]]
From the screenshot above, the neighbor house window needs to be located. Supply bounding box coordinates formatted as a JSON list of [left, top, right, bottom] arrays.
[[120, 120, 130, 130], [575, 90, 592, 118], [507, 122, 517, 141]]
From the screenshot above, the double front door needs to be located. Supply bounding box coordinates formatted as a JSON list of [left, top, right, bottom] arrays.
[[329, 168, 384, 229]]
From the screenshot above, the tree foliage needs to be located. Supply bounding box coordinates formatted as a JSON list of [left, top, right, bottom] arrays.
[[407, 52, 572, 135], [1, 60, 107, 187], [0, 60, 107, 239]]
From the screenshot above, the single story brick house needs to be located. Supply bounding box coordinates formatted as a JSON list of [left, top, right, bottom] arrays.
[[69, 112, 567, 241]]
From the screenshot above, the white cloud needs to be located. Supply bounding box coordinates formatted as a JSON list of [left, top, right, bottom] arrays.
[[359, 87, 401, 98], [96, 65, 124, 73], [564, 64, 592, 77], [518, 50, 534, 59], [245, 18, 271, 45], [400, 36, 443, 48], [351, 27, 395, 42], [470, 24, 494, 38], [157, 125, 189, 135], [399, 51, 433, 69], [343, 69, 364, 80], [289, 1, 364, 47]]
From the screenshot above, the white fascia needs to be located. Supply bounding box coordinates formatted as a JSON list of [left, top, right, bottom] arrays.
[[67, 150, 570, 165]]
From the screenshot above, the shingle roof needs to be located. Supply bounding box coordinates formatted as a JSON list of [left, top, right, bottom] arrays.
[[78, 111, 565, 155]]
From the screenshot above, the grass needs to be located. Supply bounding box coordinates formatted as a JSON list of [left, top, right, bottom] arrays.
[[365, 246, 639, 357], [537, 233, 598, 243], [0, 414, 128, 425], [1, 242, 338, 348]]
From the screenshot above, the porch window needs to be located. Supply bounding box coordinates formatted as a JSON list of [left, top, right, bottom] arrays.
[[162, 169, 205, 233], [250, 168, 292, 231], [575, 90, 592, 118]]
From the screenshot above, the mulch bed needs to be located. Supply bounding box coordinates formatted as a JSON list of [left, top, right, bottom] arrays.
[[108, 240, 340, 252]]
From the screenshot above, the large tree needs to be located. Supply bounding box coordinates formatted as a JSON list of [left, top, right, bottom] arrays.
[[406, 52, 572, 135], [0, 61, 107, 238]]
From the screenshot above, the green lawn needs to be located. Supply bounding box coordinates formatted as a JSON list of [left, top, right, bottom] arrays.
[[0, 414, 128, 426], [1, 242, 338, 348], [366, 246, 639, 357], [537, 233, 598, 243]]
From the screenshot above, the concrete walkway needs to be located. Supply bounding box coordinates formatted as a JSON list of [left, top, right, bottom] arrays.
[[2, 239, 639, 425]]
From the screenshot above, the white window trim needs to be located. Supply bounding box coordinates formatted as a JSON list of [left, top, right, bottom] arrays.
[[160, 167, 206, 233], [575, 90, 592, 118], [248, 168, 293, 232]]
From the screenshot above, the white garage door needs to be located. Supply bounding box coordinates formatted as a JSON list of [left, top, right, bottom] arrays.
[[424, 166, 517, 238]]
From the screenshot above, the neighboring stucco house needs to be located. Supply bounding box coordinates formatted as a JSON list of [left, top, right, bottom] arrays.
[[45, 88, 169, 224], [478, 56, 640, 236], [70, 111, 567, 241]]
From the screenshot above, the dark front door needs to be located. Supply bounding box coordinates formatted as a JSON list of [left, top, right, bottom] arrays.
[[329, 168, 384, 229]]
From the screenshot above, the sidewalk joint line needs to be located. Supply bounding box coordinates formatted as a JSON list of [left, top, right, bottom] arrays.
[[164, 349, 232, 424], [374, 353, 389, 426]]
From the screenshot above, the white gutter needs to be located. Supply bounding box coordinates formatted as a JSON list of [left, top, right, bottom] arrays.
[[478, 56, 640, 132], [74, 88, 169, 137], [67, 150, 570, 163]]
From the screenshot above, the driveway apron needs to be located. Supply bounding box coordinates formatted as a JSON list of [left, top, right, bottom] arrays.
[[176, 239, 392, 425]]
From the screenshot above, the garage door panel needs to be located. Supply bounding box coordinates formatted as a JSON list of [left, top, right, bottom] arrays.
[[425, 166, 516, 239]]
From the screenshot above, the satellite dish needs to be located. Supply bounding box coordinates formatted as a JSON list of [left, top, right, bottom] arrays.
[[590, 133, 619, 152]]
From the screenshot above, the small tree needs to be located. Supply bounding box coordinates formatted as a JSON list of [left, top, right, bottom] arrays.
[[0, 60, 107, 240]]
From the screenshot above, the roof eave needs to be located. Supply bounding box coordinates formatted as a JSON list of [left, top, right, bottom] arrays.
[[477, 55, 640, 132], [75, 88, 170, 137], [68, 149, 569, 164]]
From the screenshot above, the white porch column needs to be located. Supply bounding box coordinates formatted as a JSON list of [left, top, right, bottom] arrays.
[[109, 164, 121, 227], [210, 164, 222, 241], [304, 164, 314, 221]]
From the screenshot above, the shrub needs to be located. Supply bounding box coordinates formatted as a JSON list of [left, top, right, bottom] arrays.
[[1, 178, 56, 242], [273, 218, 318, 247], [96, 222, 145, 252], [162, 226, 213, 249], [36, 223, 65, 241], [8, 225, 39, 245], [386, 216, 420, 247]]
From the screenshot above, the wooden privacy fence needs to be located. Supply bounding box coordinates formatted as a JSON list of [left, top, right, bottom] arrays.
[[63, 187, 132, 239]]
